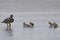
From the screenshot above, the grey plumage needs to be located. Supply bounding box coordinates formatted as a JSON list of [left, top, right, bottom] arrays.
[[2, 14, 14, 23]]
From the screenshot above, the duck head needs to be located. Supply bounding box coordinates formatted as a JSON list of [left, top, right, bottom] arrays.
[[10, 14, 13, 18]]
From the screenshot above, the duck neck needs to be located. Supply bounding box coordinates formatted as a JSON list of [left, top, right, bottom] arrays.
[[10, 17, 13, 18]]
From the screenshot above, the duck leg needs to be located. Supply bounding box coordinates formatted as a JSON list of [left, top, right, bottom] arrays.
[[9, 23, 11, 30], [7, 23, 9, 30]]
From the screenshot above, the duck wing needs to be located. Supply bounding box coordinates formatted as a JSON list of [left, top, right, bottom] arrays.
[[2, 18, 10, 23]]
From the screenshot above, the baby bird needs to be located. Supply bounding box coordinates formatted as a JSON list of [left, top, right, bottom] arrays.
[[29, 22, 34, 27], [23, 22, 31, 27], [53, 22, 58, 29], [48, 22, 53, 27], [23, 22, 34, 28], [1, 14, 14, 30], [48, 22, 58, 29]]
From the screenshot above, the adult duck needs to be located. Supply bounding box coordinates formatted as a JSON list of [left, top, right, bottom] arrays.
[[2, 14, 14, 30]]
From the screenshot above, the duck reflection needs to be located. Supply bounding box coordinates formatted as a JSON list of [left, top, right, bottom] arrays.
[[4, 29, 13, 36]]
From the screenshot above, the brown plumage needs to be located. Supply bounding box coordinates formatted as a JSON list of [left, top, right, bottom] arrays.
[[2, 14, 14, 30]]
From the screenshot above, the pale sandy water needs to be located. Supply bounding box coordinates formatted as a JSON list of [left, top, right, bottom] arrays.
[[0, 12, 60, 40]]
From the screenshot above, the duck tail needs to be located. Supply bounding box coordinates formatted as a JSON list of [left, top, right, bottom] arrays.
[[1, 21, 4, 23], [1, 22, 3, 23]]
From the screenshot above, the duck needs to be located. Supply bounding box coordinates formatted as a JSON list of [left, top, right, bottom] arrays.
[[1, 14, 14, 30]]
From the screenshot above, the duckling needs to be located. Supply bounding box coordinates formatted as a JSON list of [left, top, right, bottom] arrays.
[[23, 22, 26, 27], [48, 22, 53, 28], [1, 14, 14, 30], [23, 22, 30, 27], [48, 22, 58, 29], [23, 22, 34, 27], [53, 22, 58, 29], [29, 22, 34, 26]]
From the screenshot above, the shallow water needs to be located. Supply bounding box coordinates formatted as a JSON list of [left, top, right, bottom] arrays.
[[0, 12, 60, 40]]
